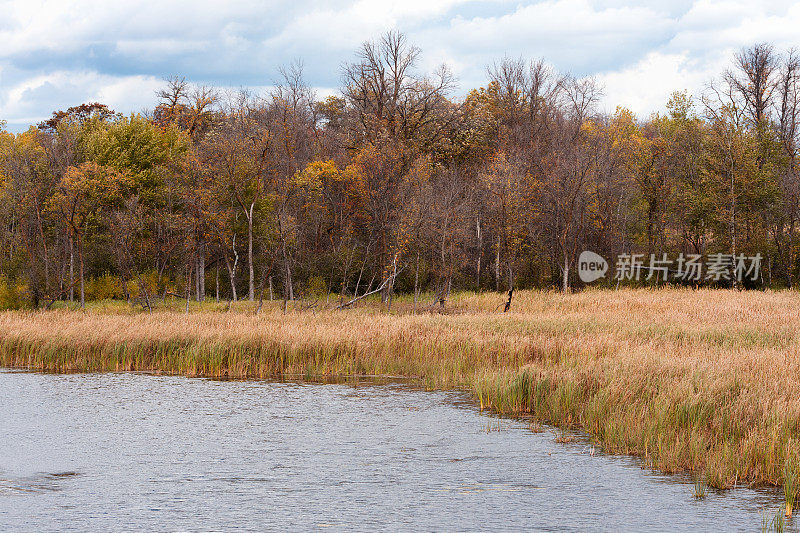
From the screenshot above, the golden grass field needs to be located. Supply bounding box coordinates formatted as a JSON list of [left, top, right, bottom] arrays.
[[2, 288, 800, 498]]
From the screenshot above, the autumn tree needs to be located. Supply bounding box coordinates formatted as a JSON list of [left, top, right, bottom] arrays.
[[202, 93, 270, 301], [342, 31, 455, 301], [48, 162, 126, 307]]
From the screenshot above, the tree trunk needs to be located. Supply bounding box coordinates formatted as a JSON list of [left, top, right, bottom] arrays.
[[36, 205, 49, 294], [730, 163, 738, 289], [413, 252, 420, 314], [225, 254, 238, 302], [247, 203, 255, 301], [282, 238, 294, 301], [195, 253, 201, 302], [495, 235, 501, 291], [197, 241, 205, 302], [476, 217, 482, 292], [185, 264, 191, 314], [78, 233, 85, 309], [647, 203, 656, 258], [386, 254, 397, 312], [69, 233, 74, 303], [562, 251, 570, 293], [787, 217, 795, 289]]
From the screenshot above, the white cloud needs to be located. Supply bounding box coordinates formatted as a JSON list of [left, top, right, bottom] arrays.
[[596, 52, 709, 117], [2, 0, 800, 131], [0, 70, 163, 127], [413, 0, 675, 95]]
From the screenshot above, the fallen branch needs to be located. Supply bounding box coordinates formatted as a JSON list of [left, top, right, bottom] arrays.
[[335, 267, 404, 309]]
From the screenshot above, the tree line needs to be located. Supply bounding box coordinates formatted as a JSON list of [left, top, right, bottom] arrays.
[[1, 33, 798, 309]]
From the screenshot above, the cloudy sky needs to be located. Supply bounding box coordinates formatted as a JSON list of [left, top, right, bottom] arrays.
[[1, 0, 798, 132]]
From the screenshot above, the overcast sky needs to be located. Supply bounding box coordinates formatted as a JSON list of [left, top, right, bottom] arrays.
[[1, 0, 799, 132]]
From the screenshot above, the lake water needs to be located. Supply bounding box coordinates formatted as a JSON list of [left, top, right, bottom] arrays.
[[0, 370, 792, 531]]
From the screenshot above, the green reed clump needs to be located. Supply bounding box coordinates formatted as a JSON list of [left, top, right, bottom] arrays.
[[692, 478, 707, 499], [784, 452, 798, 518], [762, 512, 785, 533]]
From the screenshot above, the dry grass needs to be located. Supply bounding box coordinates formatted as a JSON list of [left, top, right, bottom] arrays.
[[2, 287, 800, 492]]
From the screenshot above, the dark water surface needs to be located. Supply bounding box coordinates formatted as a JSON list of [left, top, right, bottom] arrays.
[[0, 370, 791, 532]]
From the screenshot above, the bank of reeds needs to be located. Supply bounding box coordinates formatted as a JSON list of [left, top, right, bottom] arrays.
[[2, 288, 800, 493]]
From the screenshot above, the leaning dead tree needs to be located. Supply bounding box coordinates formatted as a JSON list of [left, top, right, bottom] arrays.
[[504, 288, 513, 312], [335, 266, 405, 309]]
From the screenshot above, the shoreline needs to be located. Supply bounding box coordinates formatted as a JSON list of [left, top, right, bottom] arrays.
[[2, 288, 799, 496]]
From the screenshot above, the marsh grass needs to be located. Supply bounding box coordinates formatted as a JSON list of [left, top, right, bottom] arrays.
[[785, 454, 798, 517], [484, 420, 505, 433], [692, 478, 708, 499], [3, 288, 800, 493], [528, 421, 544, 433], [762, 512, 786, 533], [554, 429, 576, 444]]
